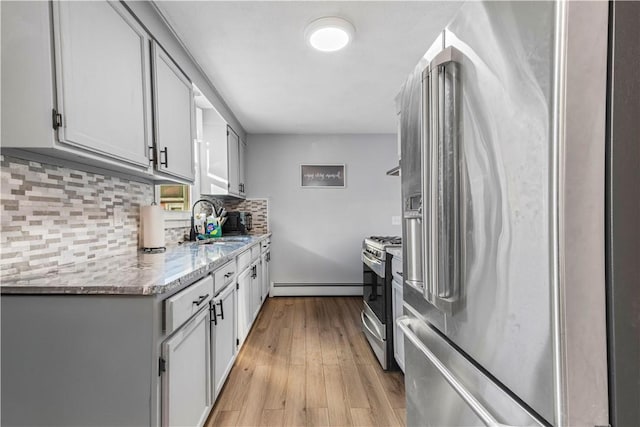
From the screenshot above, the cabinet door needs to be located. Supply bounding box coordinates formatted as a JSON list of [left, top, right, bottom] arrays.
[[239, 139, 247, 196], [213, 284, 236, 398], [161, 307, 211, 427], [152, 42, 195, 181], [392, 279, 405, 372], [52, 1, 151, 168], [251, 262, 262, 319], [261, 252, 270, 300], [199, 109, 229, 195], [236, 268, 252, 347], [227, 127, 240, 196]]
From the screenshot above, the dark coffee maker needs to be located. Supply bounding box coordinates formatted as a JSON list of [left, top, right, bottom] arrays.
[[222, 211, 252, 235]]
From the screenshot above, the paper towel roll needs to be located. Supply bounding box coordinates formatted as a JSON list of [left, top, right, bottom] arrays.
[[141, 205, 165, 249]]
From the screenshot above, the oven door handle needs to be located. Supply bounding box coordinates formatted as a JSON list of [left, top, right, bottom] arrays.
[[362, 252, 383, 265], [361, 310, 384, 341]]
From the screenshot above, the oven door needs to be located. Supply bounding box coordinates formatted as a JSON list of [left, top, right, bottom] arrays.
[[362, 252, 386, 325]]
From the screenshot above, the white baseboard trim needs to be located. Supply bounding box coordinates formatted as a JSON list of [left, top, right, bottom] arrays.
[[270, 282, 363, 297]]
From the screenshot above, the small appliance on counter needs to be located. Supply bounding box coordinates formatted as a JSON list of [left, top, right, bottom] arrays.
[[222, 211, 252, 235]]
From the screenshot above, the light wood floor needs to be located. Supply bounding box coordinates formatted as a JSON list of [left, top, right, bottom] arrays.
[[207, 297, 406, 427]]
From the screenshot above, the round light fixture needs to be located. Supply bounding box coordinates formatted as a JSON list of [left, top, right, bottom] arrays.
[[305, 17, 355, 52]]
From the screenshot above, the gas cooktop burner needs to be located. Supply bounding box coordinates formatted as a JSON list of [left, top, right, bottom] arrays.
[[364, 236, 402, 258], [369, 236, 402, 245]]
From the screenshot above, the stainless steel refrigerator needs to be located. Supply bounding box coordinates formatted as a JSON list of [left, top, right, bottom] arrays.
[[398, 2, 611, 425]]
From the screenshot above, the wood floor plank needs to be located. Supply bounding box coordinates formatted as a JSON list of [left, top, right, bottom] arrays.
[[263, 363, 289, 410], [305, 298, 320, 329], [323, 365, 353, 426], [260, 409, 285, 427], [319, 326, 339, 365], [356, 363, 401, 427], [292, 298, 307, 332], [283, 364, 306, 426], [305, 326, 323, 365], [206, 409, 239, 427], [333, 323, 356, 365], [215, 362, 255, 411], [290, 323, 306, 366], [350, 408, 376, 426], [305, 362, 327, 409], [340, 360, 370, 409], [274, 327, 293, 366], [373, 369, 406, 409], [236, 364, 271, 426], [306, 408, 330, 427], [394, 408, 406, 427]]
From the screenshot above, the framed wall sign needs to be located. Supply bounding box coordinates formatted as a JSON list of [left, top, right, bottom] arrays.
[[300, 164, 346, 188]]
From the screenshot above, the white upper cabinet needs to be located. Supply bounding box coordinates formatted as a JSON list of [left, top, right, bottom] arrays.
[[152, 42, 195, 182], [199, 108, 229, 195], [198, 106, 244, 199], [1, 1, 209, 183], [239, 139, 247, 196], [52, 1, 152, 168], [227, 127, 240, 197]]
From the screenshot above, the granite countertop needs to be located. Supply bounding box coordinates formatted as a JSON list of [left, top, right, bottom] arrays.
[[0, 235, 271, 296]]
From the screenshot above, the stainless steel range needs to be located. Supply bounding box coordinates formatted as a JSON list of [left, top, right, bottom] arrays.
[[361, 236, 401, 370]]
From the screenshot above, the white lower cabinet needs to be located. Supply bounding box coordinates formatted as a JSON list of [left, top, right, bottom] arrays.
[[261, 251, 270, 300], [211, 283, 236, 398], [251, 261, 262, 319], [392, 278, 405, 372], [236, 267, 253, 347], [161, 306, 212, 427]]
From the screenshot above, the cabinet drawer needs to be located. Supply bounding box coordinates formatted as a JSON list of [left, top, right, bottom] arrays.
[[214, 261, 236, 294], [164, 275, 213, 333], [237, 249, 252, 272], [261, 238, 271, 252]]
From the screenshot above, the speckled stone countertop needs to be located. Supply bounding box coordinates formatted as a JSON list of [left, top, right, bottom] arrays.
[[0, 235, 271, 296]]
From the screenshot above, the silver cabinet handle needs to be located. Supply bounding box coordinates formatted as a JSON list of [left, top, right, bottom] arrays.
[[397, 317, 510, 427]]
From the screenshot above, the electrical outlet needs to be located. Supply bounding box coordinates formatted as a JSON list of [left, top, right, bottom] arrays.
[[392, 216, 401, 226]]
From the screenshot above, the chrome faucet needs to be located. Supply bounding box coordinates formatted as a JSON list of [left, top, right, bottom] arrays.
[[189, 199, 218, 241]]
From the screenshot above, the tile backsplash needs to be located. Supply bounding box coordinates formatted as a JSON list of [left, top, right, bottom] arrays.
[[0, 155, 153, 280], [0, 154, 270, 279]]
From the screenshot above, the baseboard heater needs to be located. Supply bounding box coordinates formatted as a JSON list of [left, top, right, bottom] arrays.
[[271, 282, 363, 297]]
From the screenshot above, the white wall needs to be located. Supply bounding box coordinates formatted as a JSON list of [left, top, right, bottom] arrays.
[[247, 134, 401, 295]]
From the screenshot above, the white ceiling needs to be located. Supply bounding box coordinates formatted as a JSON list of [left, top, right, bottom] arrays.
[[155, 1, 463, 134]]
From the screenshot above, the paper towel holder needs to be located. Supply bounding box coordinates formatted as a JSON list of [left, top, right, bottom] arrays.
[[142, 203, 166, 253]]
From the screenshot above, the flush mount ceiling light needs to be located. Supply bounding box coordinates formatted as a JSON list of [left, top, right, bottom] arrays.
[[305, 17, 355, 52]]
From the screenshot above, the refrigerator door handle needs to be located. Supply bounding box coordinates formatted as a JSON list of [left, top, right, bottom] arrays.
[[427, 46, 463, 314], [397, 317, 512, 427], [421, 66, 433, 304]]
